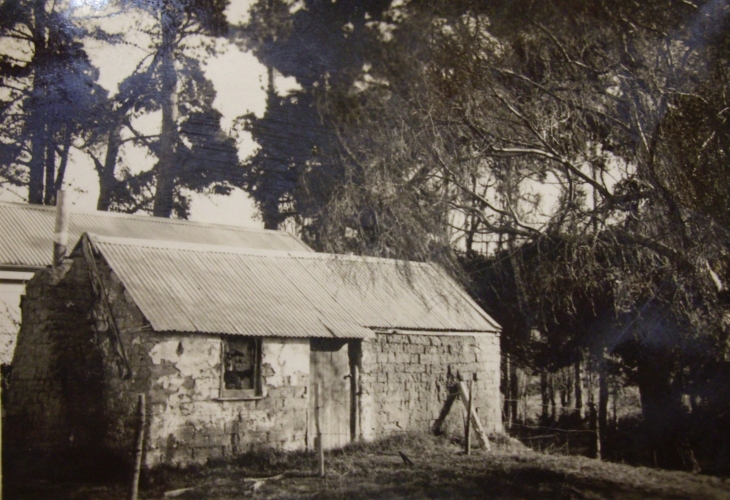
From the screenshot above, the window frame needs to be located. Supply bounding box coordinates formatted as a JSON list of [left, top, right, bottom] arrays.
[[219, 336, 263, 400]]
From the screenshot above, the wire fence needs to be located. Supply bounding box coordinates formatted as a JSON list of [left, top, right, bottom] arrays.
[[308, 384, 607, 459], [501, 397, 602, 457]]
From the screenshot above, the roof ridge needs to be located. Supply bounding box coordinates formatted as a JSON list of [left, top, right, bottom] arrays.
[[87, 232, 434, 266], [0, 201, 290, 236]]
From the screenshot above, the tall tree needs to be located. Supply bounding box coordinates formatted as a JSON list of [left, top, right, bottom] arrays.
[[0, 0, 106, 204], [127, 0, 235, 217], [88, 56, 161, 212], [236, 0, 393, 233], [81, 0, 240, 217]]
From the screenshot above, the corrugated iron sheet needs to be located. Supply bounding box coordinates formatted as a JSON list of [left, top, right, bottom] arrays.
[[0, 202, 311, 268], [88, 234, 500, 339]]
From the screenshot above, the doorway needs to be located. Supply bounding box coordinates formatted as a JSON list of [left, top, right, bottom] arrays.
[[309, 339, 358, 450]]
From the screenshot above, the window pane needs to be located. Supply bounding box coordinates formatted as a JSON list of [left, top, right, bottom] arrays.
[[224, 339, 256, 390]]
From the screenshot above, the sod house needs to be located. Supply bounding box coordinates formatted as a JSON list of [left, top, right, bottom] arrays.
[[4, 232, 501, 476]]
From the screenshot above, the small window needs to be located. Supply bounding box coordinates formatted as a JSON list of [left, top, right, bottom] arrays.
[[221, 337, 261, 399]]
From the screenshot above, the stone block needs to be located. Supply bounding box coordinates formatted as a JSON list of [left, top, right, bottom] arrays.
[[404, 363, 425, 374]]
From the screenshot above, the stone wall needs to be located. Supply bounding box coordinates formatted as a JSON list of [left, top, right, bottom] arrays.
[[86, 255, 312, 467], [3, 258, 107, 479], [4, 252, 312, 474], [359, 332, 502, 441]]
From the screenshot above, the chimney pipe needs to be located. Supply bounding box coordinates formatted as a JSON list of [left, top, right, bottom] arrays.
[[53, 190, 70, 268]]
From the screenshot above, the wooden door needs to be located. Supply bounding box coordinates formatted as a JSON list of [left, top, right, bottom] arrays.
[[310, 339, 351, 450]]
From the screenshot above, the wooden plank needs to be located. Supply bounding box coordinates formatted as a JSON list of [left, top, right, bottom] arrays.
[[310, 339, 351, 450], [458, 381, 491, 451]]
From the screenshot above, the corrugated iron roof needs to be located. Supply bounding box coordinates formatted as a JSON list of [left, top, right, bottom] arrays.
[[0, 201, 311, 268], [86, 234, 500, 339]]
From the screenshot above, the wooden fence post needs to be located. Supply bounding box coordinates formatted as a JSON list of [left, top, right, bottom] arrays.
[[466, 380, 473, 455], [315, 383, 325, 477], [130, 394, 146, 500]]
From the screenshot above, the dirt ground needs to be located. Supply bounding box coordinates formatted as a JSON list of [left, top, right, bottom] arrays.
[[6, 434, 730, 499]]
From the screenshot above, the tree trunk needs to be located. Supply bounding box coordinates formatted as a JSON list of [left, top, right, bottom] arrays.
[[28, 0, 49, 205], [598, 356, 609, 458], [464, 177, 479, 257], [560, 367, 571, 410], [574, 359, 584, 419], [262, 196, 281, 230], [509, 361, 519, 425], [260, 65, 281, 230], [549, 373, 556, 421], [44, 135, 56, 205], [613, 381, 618, 429], [28, 120, 46, 204], [152, 6, 179, 218], [636, 355, 684, 469], [502, 354, 511, 429], [97, 120, 123, 211], [588, 402, 600, 459], [540, 371, 549, 422], [54, 128, 72, 194]]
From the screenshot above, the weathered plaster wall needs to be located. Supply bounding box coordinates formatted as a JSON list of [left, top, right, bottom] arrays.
[[359, 332, 502, 441], [94, 256, 312, 467], [4, 252, 312, 473], [139, 335, 310, 466]]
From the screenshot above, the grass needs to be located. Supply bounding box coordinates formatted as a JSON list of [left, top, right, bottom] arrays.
[[5, 433, 730, 499]]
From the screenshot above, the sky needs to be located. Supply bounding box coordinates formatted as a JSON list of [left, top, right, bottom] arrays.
[[1, 0, 296, 229]]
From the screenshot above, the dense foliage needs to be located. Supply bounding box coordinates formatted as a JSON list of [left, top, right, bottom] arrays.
[[239, 0, 730, 471]]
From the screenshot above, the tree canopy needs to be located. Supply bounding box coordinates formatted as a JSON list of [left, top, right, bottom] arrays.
[[0, 0, 107, 205], [235, 0, 393, 231], [1, 0, 242, 219], [240, 0, 730, 470]]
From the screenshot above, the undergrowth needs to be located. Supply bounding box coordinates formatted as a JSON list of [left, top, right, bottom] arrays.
[[7, 431, 730, 499], [141, 432, 456, 495]]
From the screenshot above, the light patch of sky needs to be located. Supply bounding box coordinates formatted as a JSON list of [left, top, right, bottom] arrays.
[[447, 151, 631, 254], [1, 0, 292, 229]]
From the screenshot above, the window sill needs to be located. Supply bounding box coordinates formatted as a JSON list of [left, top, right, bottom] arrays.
[[214, 395, 265, 402]]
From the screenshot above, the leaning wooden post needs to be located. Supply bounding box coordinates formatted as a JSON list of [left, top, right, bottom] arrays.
[[315, 383, 325, 477], [457, 380, 490, 451], [53, 189, 70, 268], [465, 379, 473, 455], [130, 394, 146, 500]]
